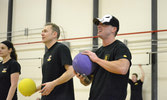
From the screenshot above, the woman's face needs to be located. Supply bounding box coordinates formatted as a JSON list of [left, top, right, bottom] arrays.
[[0, 43, 11, 58]]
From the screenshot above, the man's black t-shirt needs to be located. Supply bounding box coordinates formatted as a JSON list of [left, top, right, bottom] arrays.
[[89, 40, 132, 100], [0, 59, 21, 100], [129, 79, 143, 100], [42, 42, 75, 100]]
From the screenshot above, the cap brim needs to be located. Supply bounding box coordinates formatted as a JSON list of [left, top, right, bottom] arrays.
[[93, 18, 111, 26], [93, 18, 100, 25]]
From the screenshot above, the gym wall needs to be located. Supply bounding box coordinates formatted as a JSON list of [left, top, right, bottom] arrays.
[[0, 0, 167, 100]]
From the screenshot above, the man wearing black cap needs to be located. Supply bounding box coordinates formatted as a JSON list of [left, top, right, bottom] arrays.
[[76, 14, 132, 100]]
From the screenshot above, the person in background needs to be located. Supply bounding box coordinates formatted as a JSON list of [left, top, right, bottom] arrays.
[[75, 14, 132, 100], [128, 64, 145, 100], [0, 40, 21, 100], [35, 22, 75, 100]]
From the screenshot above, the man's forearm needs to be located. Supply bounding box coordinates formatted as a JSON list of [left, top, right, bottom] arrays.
[[52, 67, 75, 87]]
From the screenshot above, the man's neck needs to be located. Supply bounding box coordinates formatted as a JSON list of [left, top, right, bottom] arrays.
[[132, 80, 137, 83], [102, 36, 116, 47], [45, 40, 57, 49]]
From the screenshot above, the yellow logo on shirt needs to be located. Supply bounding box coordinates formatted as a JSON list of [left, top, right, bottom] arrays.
[[135, 83, 138, 85], [2, 68, 7, 73], [104, 54, 110, 61], [47, 55, 52, 61], [123, 55, 127, 58]]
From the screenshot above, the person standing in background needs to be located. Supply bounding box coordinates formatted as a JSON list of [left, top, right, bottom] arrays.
[[129, 64, 145, 100], [0, 40, 21, 100]]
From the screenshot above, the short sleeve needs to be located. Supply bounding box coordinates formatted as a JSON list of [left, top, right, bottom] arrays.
[[115, 45, 132, 65], [139, 79, 143, 85], [8, 61, 21, 74], [58, 44, 72, 66]]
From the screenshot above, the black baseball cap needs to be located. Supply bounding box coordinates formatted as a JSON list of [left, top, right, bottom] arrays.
[[93, 14, 119, 32]]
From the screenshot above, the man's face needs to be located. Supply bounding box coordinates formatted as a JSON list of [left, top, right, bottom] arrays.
[[41, 25, 56, 43], [97, 23, 115, 39], [132, 74, 137, 82]]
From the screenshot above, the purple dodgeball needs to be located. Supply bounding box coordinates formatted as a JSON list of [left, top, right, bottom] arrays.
[[73, 53, 94, 75]]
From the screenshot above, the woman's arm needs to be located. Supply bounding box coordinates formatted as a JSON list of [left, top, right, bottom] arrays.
[[6, 72, 20, 100]]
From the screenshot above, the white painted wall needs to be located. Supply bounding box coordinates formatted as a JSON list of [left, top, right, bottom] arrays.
[[158, 0, 167, 100], [0, 0, 8, 40], [0, 0, 167, 100]]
